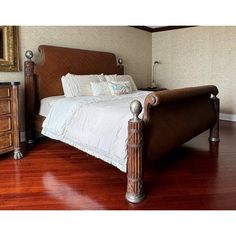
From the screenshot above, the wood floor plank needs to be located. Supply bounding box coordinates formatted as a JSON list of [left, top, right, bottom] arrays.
[[0, 121, 236, 209]]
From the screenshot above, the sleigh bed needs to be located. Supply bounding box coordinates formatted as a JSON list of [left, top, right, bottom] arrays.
[[24, 45, 220, 203]]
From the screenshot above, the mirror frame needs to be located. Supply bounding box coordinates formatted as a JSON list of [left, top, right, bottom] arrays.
[[0, 26, 20, 72]]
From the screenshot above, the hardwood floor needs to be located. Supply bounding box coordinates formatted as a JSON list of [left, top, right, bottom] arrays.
[[0, 121, 235, 210]]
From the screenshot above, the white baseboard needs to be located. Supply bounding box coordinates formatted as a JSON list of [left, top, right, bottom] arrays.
[[220, 113, 236, 122], [20, 131, 26, 142]]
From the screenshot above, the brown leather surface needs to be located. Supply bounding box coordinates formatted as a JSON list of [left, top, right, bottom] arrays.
[[143, 85, 218, 111], [34, 45, 118, 100], [143, 86, 218, 161]]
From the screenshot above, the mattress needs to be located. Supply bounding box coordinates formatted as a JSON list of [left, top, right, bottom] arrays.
[[39, 95, 65, 117]]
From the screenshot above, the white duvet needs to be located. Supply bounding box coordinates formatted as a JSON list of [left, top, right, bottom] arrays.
[[42, 91, 151, 172]]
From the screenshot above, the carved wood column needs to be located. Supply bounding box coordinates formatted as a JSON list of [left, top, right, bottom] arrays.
[[24, 50, 35, 143], [126, 100, 145, 203], [209, 95, 220, 142]]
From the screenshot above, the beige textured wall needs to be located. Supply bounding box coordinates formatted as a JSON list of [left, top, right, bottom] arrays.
[[152, 26, 236, 114], [0, 26, 151, 131]]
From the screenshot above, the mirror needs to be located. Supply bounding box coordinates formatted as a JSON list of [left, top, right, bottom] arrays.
[[0, 26, 20, 72]]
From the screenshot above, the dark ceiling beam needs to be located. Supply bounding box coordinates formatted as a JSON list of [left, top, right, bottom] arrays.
[[131, 26, 154, 32], [131, 26, 197, 33]]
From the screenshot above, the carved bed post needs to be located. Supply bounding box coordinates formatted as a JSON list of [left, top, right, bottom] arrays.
[[126, 100, 145, 203], [24, 50, 35, 143], [209, 95, 220, 142], [117, 58, 124, 75]]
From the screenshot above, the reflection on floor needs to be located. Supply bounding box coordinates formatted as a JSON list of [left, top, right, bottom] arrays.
[[43, 172, 104, 209], [0, 121, 235, 209]]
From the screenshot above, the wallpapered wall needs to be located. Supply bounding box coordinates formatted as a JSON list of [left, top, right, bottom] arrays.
[[0, 26, 152, 132], [1, 26, 235, 135], [152, 26, 236, 115]]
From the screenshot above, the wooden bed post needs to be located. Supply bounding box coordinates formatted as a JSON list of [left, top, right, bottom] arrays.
[[209, 95, 220, 142], [117, 58, 124, 75], [126, 100, 145, 203], [24, 50, 35, 143]]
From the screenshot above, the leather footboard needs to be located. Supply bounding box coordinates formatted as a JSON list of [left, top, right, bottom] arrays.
[[143, 85, 218, 161]]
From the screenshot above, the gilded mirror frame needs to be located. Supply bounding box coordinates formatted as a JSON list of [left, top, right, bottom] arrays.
[[0, 26, 20, 72]]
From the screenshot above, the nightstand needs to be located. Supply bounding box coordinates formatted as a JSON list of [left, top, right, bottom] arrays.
[[0, 82, 23, 159], [138, 87, 167, 92]]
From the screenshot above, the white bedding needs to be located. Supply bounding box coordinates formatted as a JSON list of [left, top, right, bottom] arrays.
[[41, 91, 151, 172], [39, 95, 65, 117]]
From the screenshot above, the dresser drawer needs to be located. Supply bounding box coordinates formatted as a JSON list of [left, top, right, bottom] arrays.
[[0, 100, 11, 115], [0, 132, 13, 149], [0, 87, 11, 98], [0, 116, 12, 132]]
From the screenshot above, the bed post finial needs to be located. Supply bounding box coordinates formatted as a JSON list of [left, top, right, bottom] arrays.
[[24, 50, 35, 143], [118, 58, 123, 65], [126, 100, 145, 203], [117, 58, 124, 75], [130, 100, 142, 121], [25, 50, 33, 61]]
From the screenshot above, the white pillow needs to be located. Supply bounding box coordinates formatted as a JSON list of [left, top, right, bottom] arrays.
[[61, 75, 80, 97], [98, 73, 106, 82], [104, 74, 117, 82], [61, 73, 100, 97], [90, 81, 112, 96], [117, 75, 138, 91], [108, 80, 132, 95], [104, 74, 137, 91]]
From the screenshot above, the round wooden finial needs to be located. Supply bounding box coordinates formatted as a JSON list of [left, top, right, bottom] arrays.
[[118, 58, 123, 65], [25, 50, 33, 60], [130, 100, 142, 121]]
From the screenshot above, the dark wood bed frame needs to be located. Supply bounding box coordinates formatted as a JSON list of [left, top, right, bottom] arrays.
[[24, 45, 220, 203]]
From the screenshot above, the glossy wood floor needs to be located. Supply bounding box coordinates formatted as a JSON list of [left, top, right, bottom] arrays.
[[0, 121, 235, 210]]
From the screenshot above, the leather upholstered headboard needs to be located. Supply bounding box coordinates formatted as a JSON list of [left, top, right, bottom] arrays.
[[24, 45, 124, 141], [34, 45, 120, 100]]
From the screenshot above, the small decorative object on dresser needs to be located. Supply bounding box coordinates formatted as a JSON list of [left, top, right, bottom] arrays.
[[0, 82, 22, 159]]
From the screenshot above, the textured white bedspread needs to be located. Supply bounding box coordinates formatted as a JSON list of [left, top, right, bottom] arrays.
[[42, 91, 150, 172]]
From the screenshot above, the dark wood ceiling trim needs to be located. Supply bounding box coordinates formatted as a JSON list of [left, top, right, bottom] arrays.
[[131, 26, 197, 33], [131, 26, 154, 32], [152, 26, 196, 32]]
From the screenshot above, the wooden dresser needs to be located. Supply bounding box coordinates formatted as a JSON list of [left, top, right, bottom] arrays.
[[0, 82, 22, 159]]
